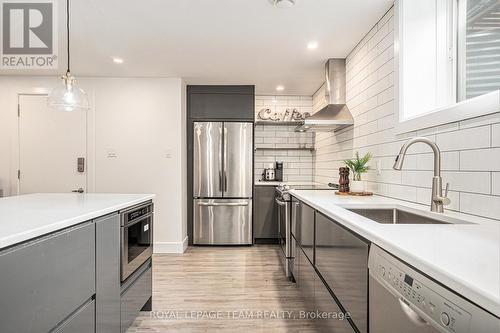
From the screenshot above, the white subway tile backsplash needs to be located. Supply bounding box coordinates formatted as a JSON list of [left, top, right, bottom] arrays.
[[493, 173, 500, 196], [460, 148, 500, 171], [460, 193, 500, 220], [492, 123, 500, 147], [436, 126, 491, 151], [442, 172, 491, 194]]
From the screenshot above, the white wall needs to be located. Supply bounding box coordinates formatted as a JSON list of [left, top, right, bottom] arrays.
[[0, 77, 188, 252], [313, 7, 500, 221]]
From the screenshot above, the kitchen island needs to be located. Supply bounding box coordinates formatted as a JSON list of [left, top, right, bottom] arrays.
[[0, 193, 154, 333]]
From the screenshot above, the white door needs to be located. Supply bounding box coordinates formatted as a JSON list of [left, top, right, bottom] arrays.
[[18, 94, 87, 194]]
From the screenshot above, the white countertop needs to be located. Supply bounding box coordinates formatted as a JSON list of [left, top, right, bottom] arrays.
[[290, 190, 500, 317], [0, 193, 155, 249]]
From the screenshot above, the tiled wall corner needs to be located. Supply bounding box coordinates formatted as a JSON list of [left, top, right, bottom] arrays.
[[255, 96, 315, 183]]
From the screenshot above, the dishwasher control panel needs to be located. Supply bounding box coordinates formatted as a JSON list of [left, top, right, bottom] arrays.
[[376, 255, 472, 333]]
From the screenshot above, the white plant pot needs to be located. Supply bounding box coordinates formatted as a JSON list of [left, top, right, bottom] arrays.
[[350, 180, 365, 193]]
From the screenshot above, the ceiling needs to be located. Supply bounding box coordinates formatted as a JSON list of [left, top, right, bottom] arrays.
[[1, 0, 393, 95]]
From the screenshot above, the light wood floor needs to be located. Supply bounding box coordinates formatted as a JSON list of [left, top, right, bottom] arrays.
[[126, 245, 324, 333]]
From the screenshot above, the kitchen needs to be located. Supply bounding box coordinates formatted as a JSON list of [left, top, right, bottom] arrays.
[[0, 0, 499, 332]]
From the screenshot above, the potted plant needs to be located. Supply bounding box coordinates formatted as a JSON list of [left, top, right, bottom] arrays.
[[344, 152, 372, 193]]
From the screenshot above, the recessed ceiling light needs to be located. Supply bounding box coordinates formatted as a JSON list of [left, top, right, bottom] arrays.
[[307, 41, 318, 50], [112, 57, 124, 64], [271, 0, 296, 9], [276, 85, 285, 91]]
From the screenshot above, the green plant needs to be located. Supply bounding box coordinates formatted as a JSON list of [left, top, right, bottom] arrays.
[[344, 152, 372, 181]]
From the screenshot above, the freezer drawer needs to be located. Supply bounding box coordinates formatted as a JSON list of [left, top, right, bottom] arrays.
[[193, 199, 252, 244]]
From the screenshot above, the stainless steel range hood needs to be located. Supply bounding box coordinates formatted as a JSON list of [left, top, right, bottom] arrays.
[[296, 58, 354, 132]]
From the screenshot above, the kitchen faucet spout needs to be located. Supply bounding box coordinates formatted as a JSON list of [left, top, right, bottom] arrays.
[[393, 137, 450, 213]]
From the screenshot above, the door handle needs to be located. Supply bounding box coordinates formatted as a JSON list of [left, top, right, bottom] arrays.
[[72, 188, 84, 193], [398, 298, 429, 327], [198, 202, 249, 207]]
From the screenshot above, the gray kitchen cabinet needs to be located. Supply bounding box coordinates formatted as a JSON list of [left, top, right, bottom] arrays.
[[297, 246, 315, 312], [0, 222, 95, 333], [188, 85, 255, 121], [253, 185, 278, 242], [121, 260, 153, 333], [314, 274, 355, 333], [96, 213, 121, 332], [292, 198, 315, 263], [295, 238, 355, 333], [315, 211, 369, 333], [55, 299, 95, 333]]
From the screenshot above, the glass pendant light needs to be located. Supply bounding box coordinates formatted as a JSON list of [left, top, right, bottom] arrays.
[[47, 0, 89, 111]]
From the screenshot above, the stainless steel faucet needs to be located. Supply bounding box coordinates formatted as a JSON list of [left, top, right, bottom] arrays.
[[393, 137, 450, 213]]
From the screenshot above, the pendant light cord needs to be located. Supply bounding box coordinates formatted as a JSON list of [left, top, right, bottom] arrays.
[[66, 0, 70, 74]]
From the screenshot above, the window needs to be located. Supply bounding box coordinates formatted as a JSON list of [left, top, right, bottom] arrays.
[[396, 0, 500, 133]]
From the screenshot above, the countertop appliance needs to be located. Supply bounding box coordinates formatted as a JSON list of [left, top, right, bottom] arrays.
[[275, 183, 334, 278], [193, 122, 253, 245], [275, 162, 283, 182], [369, 245, 500, 333], [120, 202, 153, 282], [264, 166, 275, 181]]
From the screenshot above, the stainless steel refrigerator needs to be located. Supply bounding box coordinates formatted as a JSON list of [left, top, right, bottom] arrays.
[[193, 122, 253, 245]]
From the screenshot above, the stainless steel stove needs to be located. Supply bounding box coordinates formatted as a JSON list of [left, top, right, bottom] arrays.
[[274, 183, 336, 278]]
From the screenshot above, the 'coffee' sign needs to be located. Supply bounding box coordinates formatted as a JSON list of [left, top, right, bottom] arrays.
[[257, 108, 310, 122]]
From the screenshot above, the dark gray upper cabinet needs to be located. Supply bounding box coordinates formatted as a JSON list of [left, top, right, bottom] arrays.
[[96, 213, 121, 333], [188, 85, 255, 121], [292, 198, 315, 263], [315, 212, 369, 333], [253, 185, 278, 241], [0, 222, 95, 333]]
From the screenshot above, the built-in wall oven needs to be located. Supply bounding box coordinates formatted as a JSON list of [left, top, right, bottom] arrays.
[[121, 202, 153, 282]]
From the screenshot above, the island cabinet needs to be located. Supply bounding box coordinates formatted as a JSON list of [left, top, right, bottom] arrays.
[[96, 213, 121, 332], [0, 221, 96, 333]]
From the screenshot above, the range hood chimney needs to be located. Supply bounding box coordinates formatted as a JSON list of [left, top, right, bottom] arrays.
[[295, 58, 354, 132]]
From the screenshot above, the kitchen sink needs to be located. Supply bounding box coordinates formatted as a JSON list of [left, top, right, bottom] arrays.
[[346, 208, 469, 225]]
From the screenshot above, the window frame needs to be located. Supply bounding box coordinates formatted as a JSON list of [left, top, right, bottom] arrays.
[[395, 0, 500, 134]]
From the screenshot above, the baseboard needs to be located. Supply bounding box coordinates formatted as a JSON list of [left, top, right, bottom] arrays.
[[154, 237, 189, 254]]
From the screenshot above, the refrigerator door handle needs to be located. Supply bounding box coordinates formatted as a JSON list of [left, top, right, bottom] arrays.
[[223, 124, 228, 193], [197, 202, 249, 207], [219, 171, 223, 192]]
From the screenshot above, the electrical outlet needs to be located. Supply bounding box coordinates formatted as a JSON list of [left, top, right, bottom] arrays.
[[377, 160, 382, 175]]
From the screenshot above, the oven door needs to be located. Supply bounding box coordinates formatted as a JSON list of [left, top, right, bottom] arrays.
[[121, 213, 153, 282]]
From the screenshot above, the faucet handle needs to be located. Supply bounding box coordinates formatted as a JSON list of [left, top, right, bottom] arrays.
[[440, 183, 451, 206]]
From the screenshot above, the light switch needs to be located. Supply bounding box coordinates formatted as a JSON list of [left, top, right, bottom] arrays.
[[377, 160, 382, 175]]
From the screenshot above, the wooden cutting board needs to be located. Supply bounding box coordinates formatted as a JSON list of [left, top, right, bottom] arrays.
[[335, 191, 373, 196]]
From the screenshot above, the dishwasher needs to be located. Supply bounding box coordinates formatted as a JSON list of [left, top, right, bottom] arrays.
[[368, 245, 499, 333]]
